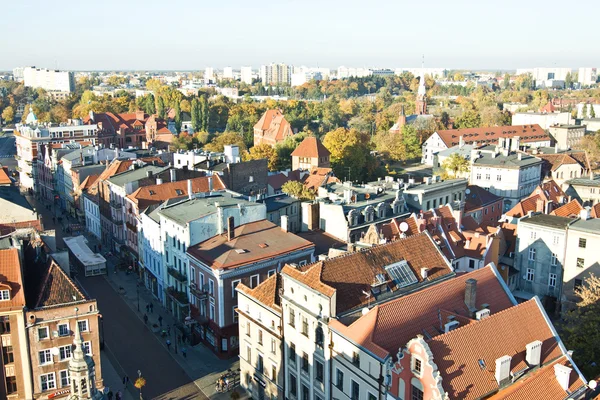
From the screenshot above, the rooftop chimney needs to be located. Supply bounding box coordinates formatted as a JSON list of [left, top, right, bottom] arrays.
[[208, 176, 213, 192], [170, 168, 177, 182], [464, 278, 477, 312], [227, 216, 235, 241], [187, 179, 193, 200], [526, 340, 542, 367], [536, 198, 545, 213], [495, 355, 512, 386], [420, 268, 429, 280], [146, 170, 153, 178], [156, 177, 163, 185], [281, 215, 289, 233], [459, 136, 464, 148], [554, 364, 572, 391]]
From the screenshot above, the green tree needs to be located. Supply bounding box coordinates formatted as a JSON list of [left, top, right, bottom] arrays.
[[589, 104, 596, 118], [440, 111, 450, 129], [441, 153, 470, 178], [1, 106, 15, 123], [144, 94, 156, 115], [503, 73, 511, 90], [170, 132, 193, 150], [281, 180, 315, 200], [173, 101, 182, 133], [243, 143, 278, 171], [322, 127, 375, 182], [565, 72, 573, 89], [145, 78, 163, 92], [400, 124, 421, 160], [562, 274, 600, 378], [191, 98, 201, 132], [156, 96, 166, 119], [455, 109, 482, 129], [200, 96, 210, 132], [204, 131, 246, 153]]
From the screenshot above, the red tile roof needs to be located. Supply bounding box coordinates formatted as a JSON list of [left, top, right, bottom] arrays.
[[464, 185, 502, 213], [0, 248, 25, 310], [291, 137, 330, 158], [254, 109, 294, 145], [35, 258, 87, 308], [84, 111, 171, 135], [283, 232, 452, 314], [506, 180, 565, 218], [303, 167, 339, 191], [237, 273, 282, 312], [591, 203, 600, 218], [536, 151, 591, 175], [435, 124, 549, 148], [539, 101, 556, 113], [0, 167, 11, 185], [187, 220, 315, 270], [329, 265, 514, 360], [550, 199, 584, 218], [428, 298, 568, 400]]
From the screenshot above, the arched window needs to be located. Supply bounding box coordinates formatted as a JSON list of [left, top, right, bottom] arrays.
[[315, 325, 324, 347], [410, 377, 424, 400]]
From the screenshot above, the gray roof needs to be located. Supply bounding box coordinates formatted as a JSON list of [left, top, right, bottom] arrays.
[[566, 175, 600, 188], [0, 187, 37, 224], [569, 218, 600, 234], [108, 165, 169, 186], [437, 144, 474, 159], [158, 192, 259, 226], [259, 195, 299, 212], [473, 150, 542, 168], [520, 213, 573, 229], [404, 178, 468, 194], [61, 146, 95, 162]]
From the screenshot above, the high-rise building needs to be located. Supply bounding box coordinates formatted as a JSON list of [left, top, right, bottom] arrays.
[[12, 67, 24, 82], [260, 63, 292, 85], [223, 66, 234, 79], [23, 66, 75, 92], [240, 66, 253, 84], [578, 67, 598, 85], [204, 67, 214, 84]]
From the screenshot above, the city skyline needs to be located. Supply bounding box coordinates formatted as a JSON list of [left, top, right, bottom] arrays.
[[2, 0, 599, 71]]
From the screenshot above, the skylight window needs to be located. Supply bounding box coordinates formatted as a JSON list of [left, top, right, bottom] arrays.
[[149, 190, 155, 195], [175, 189, 183, 195], [385, 260, 418, 288]]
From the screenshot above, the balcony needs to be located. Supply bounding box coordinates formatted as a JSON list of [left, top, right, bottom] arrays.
[[166, 286, 189, 306], [168, 266, 188, 283], [110, 201, 123, 210], [111, 216, 124, 225], [189, 283, 209, 299]]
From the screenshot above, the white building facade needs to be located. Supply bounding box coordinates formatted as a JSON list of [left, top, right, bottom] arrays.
[[512, 112, 571, 130], [23, 67, 75, 92], [578, 67, 598, 86]]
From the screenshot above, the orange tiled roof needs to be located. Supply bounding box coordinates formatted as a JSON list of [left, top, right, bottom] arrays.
[[237, 273, 282, 311], [536, 152, 591, 174], [35, 258, 87, 308], [435, 124, 549, 148], [187, 220, 315, 270], [127, 175, 225, 209], [0, 167, 11, 185], [79, 174, 99, 191], [539, 101, 556, 113], [506, 180, 565, 217], [84, 111, 170, 136], [291, 137, 330, 158], [329, 265, 514, 360], [428, 298, 567, 400], [303, 167, 339, 191], [0, 248, 26, 310], [591, 203, 600, 218], [550, 199, 583, 218], [284, 232, 453, 314], [490, 356, 586, 400], [254, 109, 294, 143]]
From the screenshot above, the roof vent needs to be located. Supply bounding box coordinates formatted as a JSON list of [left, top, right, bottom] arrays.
[[475, 308, 490, 320], [526, 340, 542, 367], [444, 320, 459, 333], [234, 249, 247, 254], [554, 364, 572, 391], [495, 355, 512, 386], [258, 243, 268, 248], [421, 268, 429, 279]]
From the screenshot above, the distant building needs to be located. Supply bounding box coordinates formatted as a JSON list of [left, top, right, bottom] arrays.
[[12, 67, 24, 82], [240, 66, 253, 84], [204, 67, 215, 84], [403, 177, 468, 212], [578, 67, 597, 85], [336, 66, 371, 79], [548, 125, 586, 150], [253, 110, 295, 147], [565, 174, 600, 206], [505, 180, 567, 220], [533, 148, 590, 183], [23, 66, 75, 93], [260, 64, 292, 85], [222, 66, 233, 79], [291, 137, 330, 170], [512, 111, 571, 130]]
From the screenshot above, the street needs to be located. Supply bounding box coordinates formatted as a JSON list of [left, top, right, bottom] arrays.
[[0, 133, 17, 170]]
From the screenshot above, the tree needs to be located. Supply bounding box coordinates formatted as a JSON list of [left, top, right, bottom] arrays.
[[503, 73, 511, 90], [204, 131, 246, 153], [170, 132, 193, 150], [562, 274, 600, 378], [191, 98, 201, 132], [281, 180, 315, 200], [442, 153, 470, 178], [453, 72, 465, 82], [322, 127, 376, 182], [400, 124, 421, 160], [565, 72, 573, 89], [156, 96, 166, 119], [145, 78, 163, 92], [243, 143, 278, 171], [455, 109, 482, 129], [575, 133, 600, 164], [590, 104, 596, 118], [440, 111, 450, 129], [173, 101, 182, 133], [1, 106, 14, 123], [200, 96, 209, 132]]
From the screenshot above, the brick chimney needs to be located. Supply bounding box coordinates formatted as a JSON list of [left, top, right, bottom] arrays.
[[227, 216, 235, 241], [536, 198, 545, 213], [464, 278, 477, 312], [135, 110, 145, 121]]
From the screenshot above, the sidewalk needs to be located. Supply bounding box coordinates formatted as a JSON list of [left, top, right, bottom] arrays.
[[86, 233, 248, 400], [101, 351, 136, 400]]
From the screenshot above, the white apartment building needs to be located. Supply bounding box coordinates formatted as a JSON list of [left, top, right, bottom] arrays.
[[395, 67, 447, 79], [13, 67, 24, 81], [83, 192, 101, 240], [223, 67, 234, 79], [336, 66, 371, 79], [260, 64, 292, 86], [205, 67, 215, 84], [139, 209, 165, 301], [23, 66, 75, 92], [578, 67, 598, 86], [469, 141, 542, 210], [241, 66, 253, 84], [512, 111, 571, 130], [522, 67, 572, 82]]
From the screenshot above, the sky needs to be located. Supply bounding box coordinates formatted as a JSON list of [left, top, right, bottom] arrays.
[[2, 0, 599, 71]]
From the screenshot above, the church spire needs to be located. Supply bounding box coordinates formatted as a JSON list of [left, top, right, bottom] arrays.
[[67, 307, 102, 400], [416, 54, 427, 115]]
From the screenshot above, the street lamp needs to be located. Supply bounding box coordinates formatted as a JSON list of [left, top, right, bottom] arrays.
[[134, 370, 146, 400]]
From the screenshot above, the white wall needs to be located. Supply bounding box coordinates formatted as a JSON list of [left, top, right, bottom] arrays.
[[512, 112, 571, 130]]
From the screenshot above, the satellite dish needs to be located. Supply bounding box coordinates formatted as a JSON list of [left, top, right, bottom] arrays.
[[414, 196, 419, 202], [465, 188, 471, 195], [399, 222, 409, 232], [361, 307, 370, 316]]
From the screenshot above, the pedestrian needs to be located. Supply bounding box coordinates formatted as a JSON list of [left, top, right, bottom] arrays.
[[181, 347, 187, 358], [158, 315, 163, 327], [167, 325, 171, 335], [166, 339, 171, 351], [122, 375, 129, 388], [149, 302, 153, 313], [116, 391, 122, 400], [107, 391, 113, 400], [143, 314, 148, 325], [145, 304, 149, 313]]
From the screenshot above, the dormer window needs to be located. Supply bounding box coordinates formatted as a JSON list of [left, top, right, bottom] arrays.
[[0, 289, 10, 301]]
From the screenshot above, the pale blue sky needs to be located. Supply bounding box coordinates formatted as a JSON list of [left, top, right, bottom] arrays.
[[2, 0, 599, 71]]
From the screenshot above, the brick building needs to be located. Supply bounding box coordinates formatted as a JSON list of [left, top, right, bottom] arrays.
[[253, 110, 295, 147], [290, 137, 330, 171]]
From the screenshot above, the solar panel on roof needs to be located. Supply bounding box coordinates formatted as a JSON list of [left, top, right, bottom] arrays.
[[385, 260, 418, 288]]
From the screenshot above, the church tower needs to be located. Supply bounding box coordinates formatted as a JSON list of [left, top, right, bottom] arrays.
[[416, 73, 427, 115], [68, 309, 102, 400]]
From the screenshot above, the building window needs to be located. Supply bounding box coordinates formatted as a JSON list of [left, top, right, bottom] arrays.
[[553, 235, 559, 245], [315, 360, 324, 383], [289, 374, 297, 399], [289, 308, 295, 327], [579, 238, 587, 248], [209, 280, 215, 296], [476, 173, 481, 180], [351, 380, 360, 400], [576, 258, 585, 268], [271, 338, 276, 354], [368, 393, 377, 400], [247, 345, 251, 362], [272, 363, 277, 383], [40, 372, 56, 391], [258, 330, 263, 345], [246, 322, 251, 337], [59, 345, 72, 360], [530, 231, 536, 239], [83, 341, 91, 356], [411, 356, 423, 377], [411, 384, 424, 400], [232, 280, 241, 298], [233, 307, 239, 324], [526, 268, 535, 282], [336, 368, 344, 388], [302, 352, 309, 373], [38, 326, 49, 340], [209, 301, 215, 321], [58, 323, 70, 336], [0, 316, 9, 334], [352, 352, 360, 366], [250, 275, 259, 289], [289, 343, 296, 364], [268, 269, 276, 277], [257, 354, 264, 373], [549, 273, 557, 288], [469, 259, 476, 269], [485, 174, 490, 180], [315, 326, 324, 347], [551, 253, 558, 266], [302, 317, 309, 337], [2, 345, 14, 364], [39, 349, 52, 365], [78, 320, 89, 332], [59, 370, 70, 387], [0, 290, 9, 300], [528, 248, 536, 261], [6, 376, 17, 394]]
